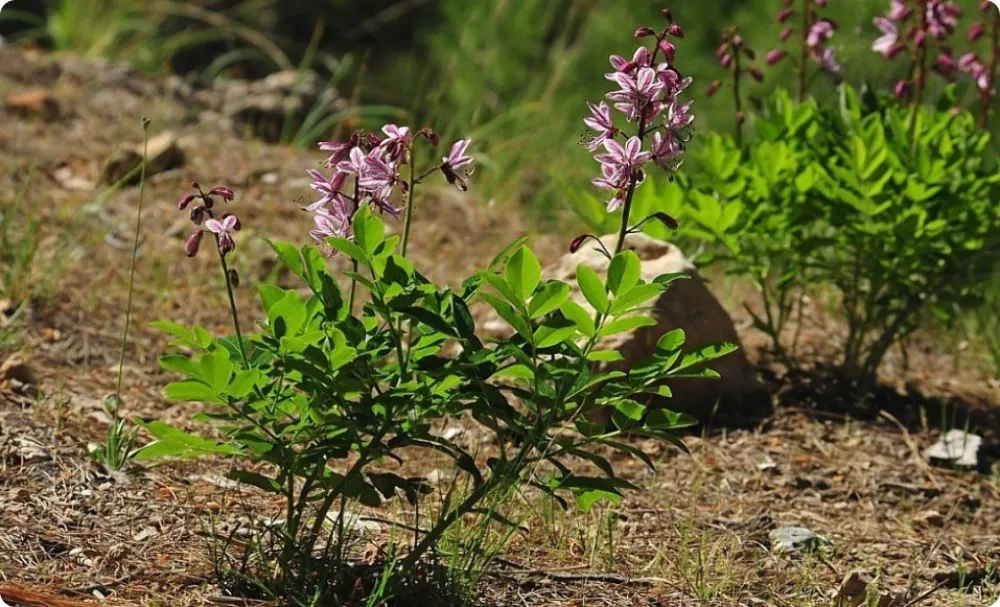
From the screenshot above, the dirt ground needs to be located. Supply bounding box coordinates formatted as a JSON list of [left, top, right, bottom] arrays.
[[0, 48, 998, 607]]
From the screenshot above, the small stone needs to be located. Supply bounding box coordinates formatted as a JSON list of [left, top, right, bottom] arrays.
[[1, 353, 38, 398], [769, 526, 822, 553], [5, 89, 59, 120], [913, 509, 945, 528], [925, 429, 981, 468], [102, 131, 185, 185]]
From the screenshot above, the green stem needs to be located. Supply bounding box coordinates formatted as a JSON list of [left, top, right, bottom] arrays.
[[217, 250, 248, 368], [733, 47, 743, 148], [401, 143, 418, 257], [799, 0, 810, 102], [114, 119, 149, 402]]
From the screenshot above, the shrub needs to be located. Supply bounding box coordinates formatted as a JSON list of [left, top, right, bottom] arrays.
[[137, 11, 735, 605], [684, 85, 1000, 387]]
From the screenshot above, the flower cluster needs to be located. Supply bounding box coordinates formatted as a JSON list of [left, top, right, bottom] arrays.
[[767, 0, 841, 83], [306, 126, 473, 248], [585, 9, 693, 213], [178, 184, 240, 260], [958, 2, 999, 94], [871, 0, 964, 98]]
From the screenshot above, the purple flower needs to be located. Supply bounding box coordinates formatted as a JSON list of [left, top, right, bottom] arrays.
[[812, 46, 841, 75], [595, 136, 651, 176], [959, 53, 990, 91], [872, 17, 900, 56], [336, 147, 368, 176], [651, 131, 684, 171], [607, 67, 665, 123], [310, 211, 352, 244], [925, 0, 960, 39], [205, 215, 239, 255], [591, 163, 630, 212], [666, 100, 694, 136], [441, 139, 474, 191], [968, 21, 985, 41], [608, 47, 652, 75], [807, 20, 835, 49], [584, 101, 617, 151], [888, 0, 912, 22], [209, 186, 235, 202], [319, 140, 352, 167], [378, 124, 412, 164], [178, 193, 196, 210], [358, 153, 403, 217], [304, 169, 348, 212]]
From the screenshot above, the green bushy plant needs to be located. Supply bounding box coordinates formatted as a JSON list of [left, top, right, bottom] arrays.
[[684, 85, 1000, 386], [136, 13, 735, 605]]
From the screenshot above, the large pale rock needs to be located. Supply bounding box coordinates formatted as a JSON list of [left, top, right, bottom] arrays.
[[102, 131, 184, 185], [487, 233, 768, 424]]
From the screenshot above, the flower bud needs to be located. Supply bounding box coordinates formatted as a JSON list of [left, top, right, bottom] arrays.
[[668, 24, 685, 38], [784, 0, 793, 5], [191, 181, 200, 190], [658, 39, 676, 62], [968, 22, 984, 41], [894, 80, 909, 98], [227, 268, 240, 288], [943, 3, 961, 17], [720, 54, 732, 68], [221, 213, 242, 231], [982, 0, 992, 12], [366, 133, 382, 150], [184, 230, 203, 258], [766, 49, 787, 65], [661, 8, 672, 22], [634, 26, 656, 37], [887, 42, 906, 59], [716, 43, 730, 59], [815, 0, 826, 5], [209, 186, 235, 202], [936, 52, 956, 77], [569, 234, 589, 254], [420, 127, 440, 146], [178, 193, 196, 210], [780, 26, 794, 41], [705, 80, 723, 97], [190, 205, 205, 225], [749, 67, 764, 82], [651, 212, 679, 230], [736, 111, 746, 125], [732, 35, 744, 48], [777, 9, 794, 23], [914, 30, 926, 47], [743, 47, 757, 60]]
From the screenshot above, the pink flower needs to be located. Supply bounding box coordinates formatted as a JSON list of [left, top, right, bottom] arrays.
[[304, 169, 348, 213], [925, 0, 960, 39], [441, 139, 474, 191], [336, 147, 368, 176], [209, 186, 235, 202], [812, 46, 841, 75], [607, 67, 665, 123], [968, 21, 984, 41], [378, 124, 412, 164], [584, 101, 617, 151], [958, 53, 990, 91], [607, 47, 652, 76], [319, 140, 351, 167], [358, 153, 403, 217], [310, 211, 351, 244], [807, 20, 835, 49], [651, 131, 684, 172], [766, 49, 787, 65], [888, 0, 912, 21], [872, 17, 900, 56], [595, 136, 651, 176], [591, 163, 630, 212], [205, 215, 239, 256]]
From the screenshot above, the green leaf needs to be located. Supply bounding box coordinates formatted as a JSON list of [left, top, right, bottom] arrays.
[[133, 420, 239, 460], [326, 237, 367, 262], [672, 342, 739, 374], [560, 300, 596, 337], [610, 283, 663, 315], [163, 380, 225, 404], [228, 470, 282, 493], [577, 265, 609, 313], [401, 307, 458, 337], [575, 489, 622, 512], [505, 246, 542, 303], [199, 351, 234, 392], [599, 315, 657, 337], [353, 206, 384, 255], [534, 322, 578, 349], [586, 349, 625, 363], [159, 355, 200, 378], [479, 293, 531, 339], [606, 251, 641, 295], [646, 409, 698, 430], [529, 281, 570, 319]]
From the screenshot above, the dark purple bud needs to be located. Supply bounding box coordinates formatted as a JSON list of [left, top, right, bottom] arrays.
[[668, 24, 685, 38], [651, 212, 679, 230], [936, 52, 956, 76], [749, 67, 764, 82], [658, 39, 676, 62], [190, 205, 205, 225], [894, 80, 909, 98], [914, 30, 926, 47], [366, 133, 382, 149], [736, 111, 746, 125], [721, 54, 733, 68], [766, 49, 787, 65], [943, 3, 961, 17], [732, 35, 744, 48], [178, 193, 196, 210], [982, 1, 992, 12], [716, 43, 730, 59], [184, 230, 202, 258], [784, 0, 793, 5], [968, 22, 984, 41], [419, 127, 440, 146], [569, 234, 589, 253], [743, 47, 757, 60], [209, 186, 235, 202], [705, 80, 723, 97], [191, 181, 200, 190], [661, 8, 672, 22], [227, 268, 240, 288], [777, 9, 794, 23], [780, 26, 794, 41], [815, 0, 826, 6], [887, 42, 907, 59], [634, 26, 656, 38], [221, 213, 242, 231]]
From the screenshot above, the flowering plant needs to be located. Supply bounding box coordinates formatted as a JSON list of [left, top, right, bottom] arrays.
[[139, 8, 732, 605], [705, 27, 765, 147], [765, 0, 842, 100]]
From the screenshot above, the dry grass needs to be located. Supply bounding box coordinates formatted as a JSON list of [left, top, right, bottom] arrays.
[[0, 48, 998, 606]]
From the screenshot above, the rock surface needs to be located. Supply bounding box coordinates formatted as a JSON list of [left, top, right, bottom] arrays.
[[102, 131, 185, 185], [486, 233, 768, 424], [769, 526, 821, 553], [5, 88, 60, 121]]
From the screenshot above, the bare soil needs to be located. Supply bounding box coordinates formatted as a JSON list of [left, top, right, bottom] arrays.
[[0, 47, 998, 607]]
